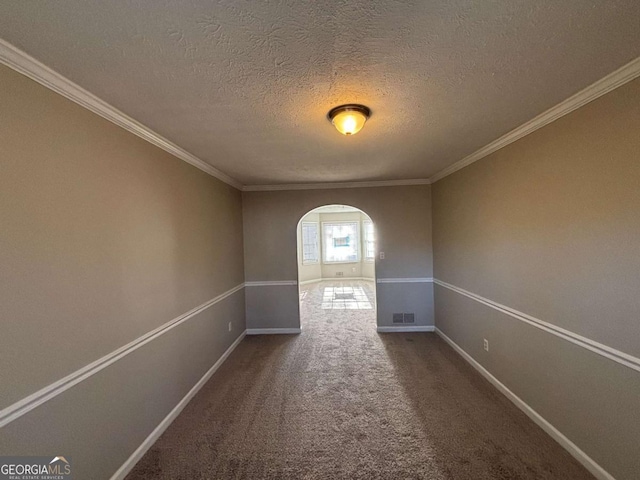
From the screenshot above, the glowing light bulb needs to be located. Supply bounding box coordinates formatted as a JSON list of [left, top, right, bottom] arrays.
[[328, 105, 371, 136], [342, 115, 358, 134]]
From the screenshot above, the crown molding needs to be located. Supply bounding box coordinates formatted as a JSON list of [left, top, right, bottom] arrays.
[[0, 39, 243, 190], [242, 178, 431, 192], [5, 35, 637, 190], [430, 55, 640, 183]]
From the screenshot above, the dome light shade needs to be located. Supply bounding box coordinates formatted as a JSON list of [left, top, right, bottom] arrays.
[[328, 104, 371, 136]]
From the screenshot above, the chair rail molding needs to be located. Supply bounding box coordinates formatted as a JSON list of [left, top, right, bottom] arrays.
[[245, 280, 298, 287], [434, 278, 640, 373], [0, 283, 246, 428]]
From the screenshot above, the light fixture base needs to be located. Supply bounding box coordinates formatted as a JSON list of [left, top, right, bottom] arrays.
[[327, 104, 371, 122], [327, 104, 371, 136]]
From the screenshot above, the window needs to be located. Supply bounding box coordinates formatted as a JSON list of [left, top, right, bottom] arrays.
[[323, 221, 359, 263], [301, 222, 319, 264], [363, 220, 375, 261]]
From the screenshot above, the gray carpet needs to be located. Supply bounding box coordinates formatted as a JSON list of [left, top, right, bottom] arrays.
[[127, 281, 593, 479]]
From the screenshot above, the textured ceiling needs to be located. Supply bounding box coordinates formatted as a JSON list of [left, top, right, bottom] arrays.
[[1, 1, 639, 186]]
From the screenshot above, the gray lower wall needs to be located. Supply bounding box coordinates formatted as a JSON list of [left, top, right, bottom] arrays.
[[376, 282, 434, 327], [242, 186, 433, 329], [245, 285, 300, 330], [0, 64, 246, 478], [432, 78, 640, 479], [245, 282, 434, 330], [435, 286, 640, 479], [0, 291, 246, 479]]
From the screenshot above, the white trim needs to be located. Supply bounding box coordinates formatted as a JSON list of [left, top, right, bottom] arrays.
[[5, 35, 637, 193], [376, 277, 434, 283], [110, 330, 246, 480], [0, 39, 242, 190], [243, 179, 430, 191], [0, 283, 245, 429], [434, 279, 640, 373], [299, 278, 323, 285], [377, 326, 435, 333], [430, 56, 640, 183], [245, 280, 298, 287], [435, 328, 614, 480], [246, 328, 301, 335]]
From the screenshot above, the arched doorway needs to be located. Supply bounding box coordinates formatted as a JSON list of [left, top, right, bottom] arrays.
[[296, 204, 377, 332]]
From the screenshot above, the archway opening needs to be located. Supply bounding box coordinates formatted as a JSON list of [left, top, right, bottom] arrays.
[[296, 204, 377, 332]]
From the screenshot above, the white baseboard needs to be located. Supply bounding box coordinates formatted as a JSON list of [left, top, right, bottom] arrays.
[[299, 278, 322, 285], [110, 330, 247, 480], [434, 328, 613, 480], [246, 328, 301, 335], [377, 326, 435, 333]]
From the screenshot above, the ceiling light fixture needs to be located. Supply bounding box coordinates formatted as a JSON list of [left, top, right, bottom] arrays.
[[327, 104, 371, 136]]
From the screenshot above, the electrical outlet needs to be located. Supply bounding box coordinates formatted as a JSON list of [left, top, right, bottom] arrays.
[[352, 267, 356, 272], [228, 322, 232, 332], [483, 338, 489, 352], [379, 251, 385, 260]]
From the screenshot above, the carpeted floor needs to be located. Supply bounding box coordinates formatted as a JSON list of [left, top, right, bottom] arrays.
[[126, 280, 593, 479]]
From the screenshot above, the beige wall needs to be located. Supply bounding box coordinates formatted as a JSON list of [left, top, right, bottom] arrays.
[[432, 77, 640, 479], [243, 185, 433, 329], [0, 65, 246, 478]]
